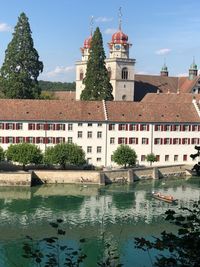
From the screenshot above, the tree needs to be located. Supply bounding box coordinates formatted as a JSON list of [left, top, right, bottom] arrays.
[[146, 153, 157, 166], [6, 143, 43, 170], [0, 12, 43, 99], [135, 201, 200, 267], [112, 145, 137, 168], [44, 143, 86, 169], [0, 147, 5, 161], [80, 27, 114, 101]]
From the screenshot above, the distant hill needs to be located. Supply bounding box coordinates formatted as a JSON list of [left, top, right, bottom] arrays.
[[39, 80, 76, 91]]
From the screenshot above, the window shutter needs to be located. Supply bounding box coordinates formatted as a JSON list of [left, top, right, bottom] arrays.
[[36, 137, 39, 144], [15, 123, 18, 130], [1, 124, 4, 130], [182, 138, 185, 144], [16, 137, 19, 143], [136, 138, 138, 144], [161, 125, 164, 131], [2, 137, 4, 143], [118, 138, 121, 144], [155, 125, 158, 131], [28, 124, 31, 130], [147, 125, 149, 131], [147, 138, 149, 144], [44, 124, 48, 131], [125, 124, 128, 131], [154, 139, 157, 145], [5, 137, 8, 143], [129, 124, 133, 131], [109, 124, 112, 130], [36, 124, 40, 130], [118, 124, 122, 131], [140, 125, 143, 131], [125, 138, 127, 144], [161, 138, 163, 145], [188, 138, 190, 145], [53, 137, 56, 144], [32, 137, 35, 144], [188, 125, 191, 131]]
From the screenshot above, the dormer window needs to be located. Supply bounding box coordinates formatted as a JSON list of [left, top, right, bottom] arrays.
[[122, 67, 128, 80]]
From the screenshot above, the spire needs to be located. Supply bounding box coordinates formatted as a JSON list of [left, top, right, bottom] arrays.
[[189, 57, 198, 80], [118, 7, 122, 31], [90, 16, 94, 36]]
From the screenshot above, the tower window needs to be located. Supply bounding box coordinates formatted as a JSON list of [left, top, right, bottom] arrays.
[[80, 70, 83, 80], [122, 95, 127, 100], [121, 67, 128, 80], [107, 67, 112, 79]]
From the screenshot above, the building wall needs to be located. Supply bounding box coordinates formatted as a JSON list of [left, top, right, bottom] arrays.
[[0, 121, 200, 167]]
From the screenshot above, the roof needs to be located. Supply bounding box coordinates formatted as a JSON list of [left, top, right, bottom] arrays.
[[105, 101, 200, 123], [142, 93, 200, 103], [0, 99, 105, 122], [0, 98, 199, 123], [134, 74, 200, 101]]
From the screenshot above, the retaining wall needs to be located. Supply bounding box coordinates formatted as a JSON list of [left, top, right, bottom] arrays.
[[0, 172, 31, 186]]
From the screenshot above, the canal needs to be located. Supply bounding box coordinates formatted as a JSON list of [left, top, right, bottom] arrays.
[[0, 177, 199, 267]]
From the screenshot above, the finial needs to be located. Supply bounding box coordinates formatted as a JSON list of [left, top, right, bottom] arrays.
[[118, 7, 122, 31], [90, 16, 94, 36]]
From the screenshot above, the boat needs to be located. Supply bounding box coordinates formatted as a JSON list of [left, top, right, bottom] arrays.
[[152, 192, 177, 204]]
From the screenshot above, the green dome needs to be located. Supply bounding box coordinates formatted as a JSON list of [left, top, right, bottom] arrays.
[[161, 63, 168, 72], [190, 62, 197, 70]]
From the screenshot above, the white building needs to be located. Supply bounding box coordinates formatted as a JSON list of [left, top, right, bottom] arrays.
[[0, 94, 200, 167]]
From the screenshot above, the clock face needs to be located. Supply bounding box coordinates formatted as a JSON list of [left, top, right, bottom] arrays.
[[115, 44, 120, 50]]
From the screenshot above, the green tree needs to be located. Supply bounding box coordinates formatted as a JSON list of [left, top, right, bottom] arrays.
[[80, 27, 114, 101], [0, 147, 5, 161], [6, 143, 43, 170], [112, 145, 137, 168], [44, 143, 86, 169], [146, 153, 157, 166], [0, 12, 43, 99], [135, 201, 200, 267]]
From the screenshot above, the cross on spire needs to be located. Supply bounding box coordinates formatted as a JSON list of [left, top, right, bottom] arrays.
[[118, 7, 122, 31]]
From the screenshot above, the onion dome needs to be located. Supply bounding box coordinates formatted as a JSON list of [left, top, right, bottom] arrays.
[[161, 63, 168, 72], [83, 35, 92, 49], [190, 62, 197, 70], [111, 30, 128, 44]]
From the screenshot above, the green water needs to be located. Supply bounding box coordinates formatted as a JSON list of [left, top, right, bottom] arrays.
[[0, 177, 199, 267]]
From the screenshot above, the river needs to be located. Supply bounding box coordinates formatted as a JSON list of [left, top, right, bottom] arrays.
[[0, 177, 199, 267]]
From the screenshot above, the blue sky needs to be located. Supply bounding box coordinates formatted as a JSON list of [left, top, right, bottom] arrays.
[[0, 0, 200, 82]]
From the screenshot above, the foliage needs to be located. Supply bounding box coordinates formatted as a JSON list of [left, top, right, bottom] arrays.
[[0, 147, 5, 161], [135, 201, 200, 267], [39, 90, 55, 99], [6, 143, 43, 169], [97, 242, 123, 267], [112, 145, 137, 168], [80, 27, 113, 101], [146, 153, 157, 166], [44, 143, 86, 169], [39, 80, 76, 91], [0, 12, 43, 99], [22, 219, 87, 267]]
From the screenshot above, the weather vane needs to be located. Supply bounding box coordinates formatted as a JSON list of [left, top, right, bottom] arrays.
[[90, 16, 94, 35], [118, 7, 122, 30]]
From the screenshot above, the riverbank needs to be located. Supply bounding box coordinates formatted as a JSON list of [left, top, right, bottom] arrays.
[[0, 164, 194, 186]]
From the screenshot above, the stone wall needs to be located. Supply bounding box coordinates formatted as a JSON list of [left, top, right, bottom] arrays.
[[32, 170, 104, 185], [0, 172, 31, 186]]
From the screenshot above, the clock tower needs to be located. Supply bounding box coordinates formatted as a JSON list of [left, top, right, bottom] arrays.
[[105, 8, 136, 101]]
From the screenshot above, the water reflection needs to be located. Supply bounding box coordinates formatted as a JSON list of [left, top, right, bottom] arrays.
[[0, 178, 199, 266]]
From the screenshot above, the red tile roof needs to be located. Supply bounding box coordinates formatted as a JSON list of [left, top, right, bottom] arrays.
[[142, 93, 200, 103]]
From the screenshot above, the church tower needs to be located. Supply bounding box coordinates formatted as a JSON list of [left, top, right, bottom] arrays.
[[189, 58, 198, 80], [105, 8, 136, 101], [160, 62, 168, 77], [75, 18, 93, 100]]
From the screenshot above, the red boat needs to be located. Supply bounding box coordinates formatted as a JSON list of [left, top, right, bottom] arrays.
[[152, 192, 177, 203]]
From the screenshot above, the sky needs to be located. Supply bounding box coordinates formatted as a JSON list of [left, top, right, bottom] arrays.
[[0, 0, 200, 82]]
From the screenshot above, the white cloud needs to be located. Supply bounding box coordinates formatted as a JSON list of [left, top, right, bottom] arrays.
[[46, 66, 75, 77], [104, 28, 117, 35], [0, 23, 12, 32], [136, 71, 149, 75], [95, 17, 113, 23], [155, 48, 171, 55]]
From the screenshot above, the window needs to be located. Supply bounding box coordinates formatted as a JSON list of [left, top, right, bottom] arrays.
[[68, 124, 73, 131], [119, 124, 126, 131], [68, 137, 73, 143], [48, 124, 54, 130], [97, 131, 102, 138], [165, 155, 169, 162], [56, 137, 65, 144], [164, 125, 170, 131], [17, 123, 23, 130], [141, 155, 146, 162], [129, 138, 138, 144], [122, 95, 126, 100], [80, 70, 83, 80], [109, 124, 115, 131], [155, 125, 162, 131], [87, 131, 92, 138], [173, 125, 180, 131], [107, 67, 111, 79], [164, 138, 171, 145], [97, 123, 102, 127], [110, 137, 115, 144], [87, 158, 92, 164], [59, 124, 65, 131], [78, 123, 83, 127], [87, 146, 92, 153], [8, 123, 14, 130], [38, 124, 44, 130], [97, 158, 102, 162], [77, 131, 83, 138], [19, 137, 24, 143], [121, 138, 127, 144], [88, 123, 92, 127], [192, 138, 199, 144], [29, 137, 34, 143], [156, 155, 160, 162], [141, 124, 148, 131], [130, 124, 137, 131], [182, 138, 190, 145], [142, 138, 148, 145], [154, 138, 162, 145], [0, 123, 4, 130], [121, 67, 128, 80], [192, 125, 198, 131], [97, 146, 102, 153], [182, 125, 189, 131], [173, 138, 180, 145], [183, 155, 187, 161], [174, 155, 178, 162], [0, 137, 3, 143], [8, 137, 14, 143]]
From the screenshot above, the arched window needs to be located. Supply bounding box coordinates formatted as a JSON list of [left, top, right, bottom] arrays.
[[80, 70, 84, 81], [121, 67, 128, 80], [122, 95, 127, 100], [107, 67, 112, 80]]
